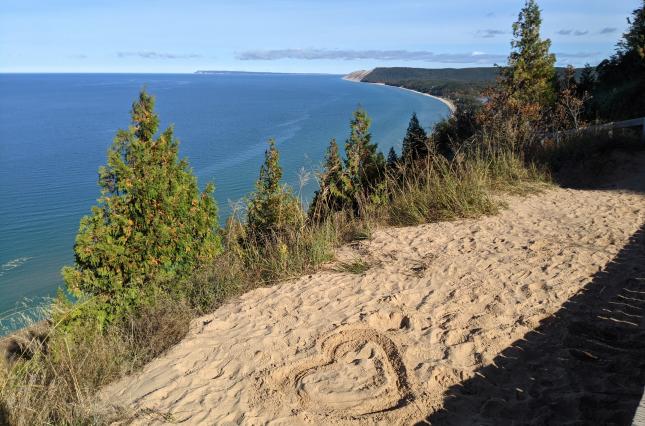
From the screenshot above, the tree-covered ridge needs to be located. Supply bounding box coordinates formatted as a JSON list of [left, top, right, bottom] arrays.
[[361, 67, 498, 103], [359, 66, 583, 107], [363, 67, 500, 84]]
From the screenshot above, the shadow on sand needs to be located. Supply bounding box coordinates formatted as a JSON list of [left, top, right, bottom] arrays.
[[420, 224, 645, 425], [553, 143, 645, 195]]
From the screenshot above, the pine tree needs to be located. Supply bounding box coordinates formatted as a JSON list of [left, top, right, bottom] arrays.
[[501, 0, 556, 108], [386, 147, 399, 169], [401, 113, 428, 163], [309, 139, 352, 218], [344, 107, 384, 196], [247, 139, 303, 239], [62, 90, 222, 323], [577, 64, 596, 97]]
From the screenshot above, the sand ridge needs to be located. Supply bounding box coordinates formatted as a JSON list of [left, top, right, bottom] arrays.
[[103, 158, 645, 424]]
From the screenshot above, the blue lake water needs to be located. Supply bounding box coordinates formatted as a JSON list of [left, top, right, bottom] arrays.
[[0, 73, 449, 323]]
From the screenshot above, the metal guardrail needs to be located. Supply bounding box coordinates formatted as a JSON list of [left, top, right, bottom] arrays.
[[545, 116, 645, 144]]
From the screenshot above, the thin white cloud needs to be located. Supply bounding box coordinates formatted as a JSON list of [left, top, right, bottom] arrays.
[[236, 49, 507, 64], [558, 29, 594, 36], [599, 27, 617, 34], [555, 51, 602, 65], [117, 51, 202, 59], [476, 29, 505, 38]]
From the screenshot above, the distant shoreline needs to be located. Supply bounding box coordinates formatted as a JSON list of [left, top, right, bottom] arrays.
[[342, 76, 456, 114]]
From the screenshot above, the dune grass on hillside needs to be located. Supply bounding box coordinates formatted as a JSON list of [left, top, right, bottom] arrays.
[[0, 137, 548, 425]]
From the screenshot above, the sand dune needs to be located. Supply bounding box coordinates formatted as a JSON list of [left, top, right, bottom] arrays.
[[103, 158, 645, 424]]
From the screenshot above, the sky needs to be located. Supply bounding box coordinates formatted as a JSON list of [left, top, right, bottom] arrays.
[[0, 0, 640, 73]]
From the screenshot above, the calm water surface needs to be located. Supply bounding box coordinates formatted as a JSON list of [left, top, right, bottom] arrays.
[[0, 73, 449, 325]]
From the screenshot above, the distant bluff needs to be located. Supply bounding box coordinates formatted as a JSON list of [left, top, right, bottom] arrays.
[[343, 69, 373, 81]]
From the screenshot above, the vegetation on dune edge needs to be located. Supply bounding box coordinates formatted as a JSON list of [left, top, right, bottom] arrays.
[[1, 0, 644, 424]]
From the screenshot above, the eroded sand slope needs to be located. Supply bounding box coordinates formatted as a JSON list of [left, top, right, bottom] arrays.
[[104, 158, 645, 425]]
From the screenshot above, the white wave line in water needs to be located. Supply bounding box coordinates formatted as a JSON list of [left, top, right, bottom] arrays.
[[0, 256, 33, 276]]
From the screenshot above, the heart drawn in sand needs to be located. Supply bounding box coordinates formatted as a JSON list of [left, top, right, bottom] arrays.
[[281, 327, 413, 417]]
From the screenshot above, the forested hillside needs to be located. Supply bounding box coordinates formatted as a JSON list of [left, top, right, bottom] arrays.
[[362, 67, 496, 103], [360, 66, 585, 106]]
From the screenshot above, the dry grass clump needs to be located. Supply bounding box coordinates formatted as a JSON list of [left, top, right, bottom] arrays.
[[183, 216, 343, 314], [385, 156, 499, 226], [384, 142, 549, 227], [334, 258, 373, 275], [0, 297, 190, 425]]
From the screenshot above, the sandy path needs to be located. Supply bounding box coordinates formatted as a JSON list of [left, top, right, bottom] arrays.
[[104, 159, 645, 425]]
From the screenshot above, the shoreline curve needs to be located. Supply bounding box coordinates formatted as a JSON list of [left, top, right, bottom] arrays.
[[342, 76, 456, 115]]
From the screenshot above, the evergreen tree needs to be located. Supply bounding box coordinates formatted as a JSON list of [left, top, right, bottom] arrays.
[[619, 0, 645, 59], [247, 139, 303, 238], [595, 1, 645, 119], [344, 107, 384, 196], [401, 113, 428, 163], [386, 147, 399, 169], [62, 90, 222, 323], [478, 0, 556, 141], [433, 101, 478, 158], [309, 139, 352, 218], [501, 0, 556, 108], [578, 63, 596, 97]]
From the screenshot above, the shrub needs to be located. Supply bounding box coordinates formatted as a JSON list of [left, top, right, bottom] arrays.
[[344, 108, 386, 205], [309, 138, 352, 220], [61, 90, 222, 327], [247, 139, 305, 240], [432, 103, 479, 159], [0, 296, 190, 425], [312, 108, 387, 219]]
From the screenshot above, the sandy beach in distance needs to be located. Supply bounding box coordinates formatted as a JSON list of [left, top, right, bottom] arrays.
[[103, 154, 645, 424], [341, 75, 457, 114], [384, 83, 457, 114]]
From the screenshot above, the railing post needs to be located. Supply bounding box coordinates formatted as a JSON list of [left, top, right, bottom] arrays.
[[642, 118, 645, 142]]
